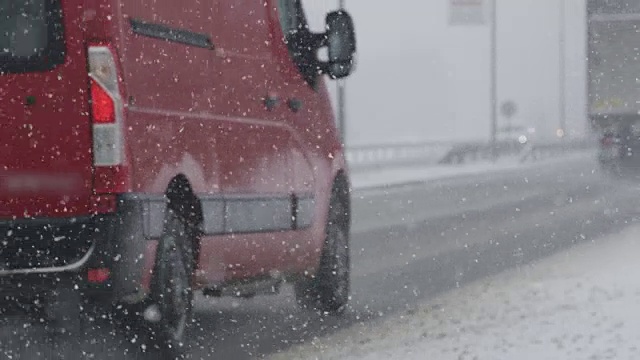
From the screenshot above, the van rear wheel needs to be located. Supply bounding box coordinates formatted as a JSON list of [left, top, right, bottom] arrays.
[[295, 189, 350, 314], [150, 208, 194, 358]]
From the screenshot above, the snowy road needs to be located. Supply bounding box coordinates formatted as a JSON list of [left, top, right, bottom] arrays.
[[269, 218, 640, 360], [2, 152, 640, 359]]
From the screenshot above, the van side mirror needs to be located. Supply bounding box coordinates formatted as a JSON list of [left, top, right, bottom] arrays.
[[323, 10, 357, 79]]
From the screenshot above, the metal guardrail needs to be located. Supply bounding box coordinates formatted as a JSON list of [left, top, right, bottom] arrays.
[[346, 138, 595, 171], [518, 138, 594, 163], [345, 142, 454, 170]]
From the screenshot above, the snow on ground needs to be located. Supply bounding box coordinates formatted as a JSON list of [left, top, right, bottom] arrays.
[[350, 150, 595, 190], [269, 223, 640, 360]]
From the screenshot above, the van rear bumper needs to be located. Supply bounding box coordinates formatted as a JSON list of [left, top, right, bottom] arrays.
[[0, 196, 154, 304]]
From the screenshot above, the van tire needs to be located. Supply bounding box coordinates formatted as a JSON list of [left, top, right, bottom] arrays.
[[295, 187, 350, 314], [150, 208, 194, 358]]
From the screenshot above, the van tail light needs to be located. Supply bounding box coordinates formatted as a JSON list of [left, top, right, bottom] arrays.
[[88, 44, 128, 196]]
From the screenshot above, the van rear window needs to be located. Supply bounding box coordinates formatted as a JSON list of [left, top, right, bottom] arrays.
[[0, 0, 65, 74]]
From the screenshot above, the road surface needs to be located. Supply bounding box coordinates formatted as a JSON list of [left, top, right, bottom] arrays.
[[270, 211, 640, 360], [2, 154, 639, 359]]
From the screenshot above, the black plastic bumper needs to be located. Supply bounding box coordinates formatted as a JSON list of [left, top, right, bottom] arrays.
[[0, 195, 153, 303]]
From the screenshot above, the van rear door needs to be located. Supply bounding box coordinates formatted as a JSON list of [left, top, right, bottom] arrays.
[[0, 0, 94, 219]]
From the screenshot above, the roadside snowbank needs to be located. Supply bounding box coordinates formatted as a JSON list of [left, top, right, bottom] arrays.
[[350, 150, 595, 190], [269, 223, 640, 360]]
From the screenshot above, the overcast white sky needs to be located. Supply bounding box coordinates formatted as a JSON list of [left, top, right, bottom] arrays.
[[305, 0, 588, 146]]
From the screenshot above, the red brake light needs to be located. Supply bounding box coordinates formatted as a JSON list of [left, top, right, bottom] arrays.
[[90, 78, 116, 124]]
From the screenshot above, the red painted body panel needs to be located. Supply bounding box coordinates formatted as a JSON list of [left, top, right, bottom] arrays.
[[0, 3, 93, 219], [0, 0, 346, 290]]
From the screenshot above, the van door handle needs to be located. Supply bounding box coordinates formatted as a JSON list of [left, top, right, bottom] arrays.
[[264, 95, 279, 111], [288, 98, 303, 113]]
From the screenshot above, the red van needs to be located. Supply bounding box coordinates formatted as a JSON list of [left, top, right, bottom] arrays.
[[0, 0, 356, 355]]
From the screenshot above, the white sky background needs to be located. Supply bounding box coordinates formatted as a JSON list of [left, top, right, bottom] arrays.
[[303, 0, 588, 146]]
